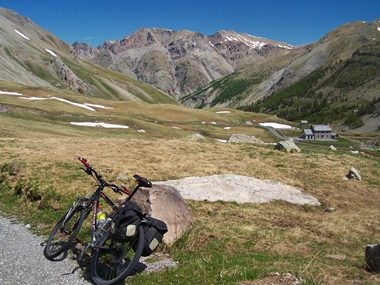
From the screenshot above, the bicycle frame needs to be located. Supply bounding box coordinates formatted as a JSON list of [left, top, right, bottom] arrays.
[[76, 157, 143, 246]]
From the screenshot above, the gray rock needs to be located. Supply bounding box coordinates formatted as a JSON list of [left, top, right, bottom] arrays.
[[329, 145, 337, 151], [324, 207, 336, 213], [326, 254, 346, 261], [155, 174, 320, 206], [347, 167, 361, 181], [130, 184, 193, 245], [275, 140, 301, 153]]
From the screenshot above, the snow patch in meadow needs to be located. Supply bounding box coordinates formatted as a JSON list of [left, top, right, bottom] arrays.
[[377, 27, 380, 32], [210, 122, 217, 125], [259, 122, 293, 129], [137, 129, 146, 133], [215, 139, 227, 143], [19, 96, 96, 111], [216, 111, 231, 114], [84, 103, 113, 109], [14, 29, 30, 40], [45, 49, 57, 57], [171, 126, 181, 129], [224, 127, 231, 130], [51, 97, 96, 111], [19, 96, 47, 100], [70, 122, 129, 129], [0, 90, 23, 96]]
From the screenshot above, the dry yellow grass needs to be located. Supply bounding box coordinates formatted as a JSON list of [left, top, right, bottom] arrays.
[[1, 137, 379, 284]]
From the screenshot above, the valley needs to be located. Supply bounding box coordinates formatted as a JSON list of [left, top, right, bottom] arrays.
[[0, 6, 379, 285]]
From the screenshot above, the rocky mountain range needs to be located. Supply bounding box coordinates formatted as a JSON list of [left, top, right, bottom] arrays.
[[72, 28, 293, 98], [1, 8, 379, 131], [180, 20, 380, 131], [0, 8, 175, 104]]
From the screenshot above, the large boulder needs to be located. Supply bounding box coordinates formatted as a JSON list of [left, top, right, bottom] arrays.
[[131, 184, 192, 245]]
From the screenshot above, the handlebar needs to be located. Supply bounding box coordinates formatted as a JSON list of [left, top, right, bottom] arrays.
[[78, 156, 91, 168], [77, 157, 150, 198]]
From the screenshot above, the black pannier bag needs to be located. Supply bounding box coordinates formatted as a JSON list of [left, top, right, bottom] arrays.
[[137, 217, 168, 256], [111, 201, 143, 243]]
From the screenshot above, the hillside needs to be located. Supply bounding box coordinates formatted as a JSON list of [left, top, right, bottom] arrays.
[[182, 21, 380, 131], [0, 8, 175, 104], [72, 28, 293, 98]]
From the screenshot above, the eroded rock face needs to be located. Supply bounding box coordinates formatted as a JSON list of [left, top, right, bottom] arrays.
[[131, 184, 193, 245], [52, 58, 89, 93]]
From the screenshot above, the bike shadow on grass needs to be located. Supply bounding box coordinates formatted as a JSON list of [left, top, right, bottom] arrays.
[[44, 240, 147, 285]]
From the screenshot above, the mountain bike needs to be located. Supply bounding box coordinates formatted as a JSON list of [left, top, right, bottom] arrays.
[[43, 157, 153, 285]]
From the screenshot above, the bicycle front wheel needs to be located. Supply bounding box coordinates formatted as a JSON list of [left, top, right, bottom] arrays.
[[43, 205, 86, 260], [90, 226, 145, 285]]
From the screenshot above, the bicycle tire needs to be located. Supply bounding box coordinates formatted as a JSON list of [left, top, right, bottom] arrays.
[[43, 206, 86, 260], [90, 226, 145, 285]]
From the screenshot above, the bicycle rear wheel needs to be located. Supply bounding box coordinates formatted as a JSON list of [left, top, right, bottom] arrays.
[[43, 206, 86, 260], [90, 226, 145, 285]]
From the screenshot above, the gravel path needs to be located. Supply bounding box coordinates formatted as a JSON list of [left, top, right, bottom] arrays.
[[0, 215, 91, 285]]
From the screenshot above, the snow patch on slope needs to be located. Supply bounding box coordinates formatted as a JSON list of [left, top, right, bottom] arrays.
[[0, 90, 23, 96], [14, 29, 30, 40], [70, 122, 129, 129], [45, 49, 57, 57]]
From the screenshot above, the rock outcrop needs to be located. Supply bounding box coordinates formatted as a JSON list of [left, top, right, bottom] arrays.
[[52, 58, 89, 93]]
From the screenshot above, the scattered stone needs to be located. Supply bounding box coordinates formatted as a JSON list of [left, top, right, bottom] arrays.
[[326, 254, 346, 261], [329, 145, 337, 151], [227, 134, 265, 144], [324, 207, 336, 213], [245, 121, 253, 126], [25, 224, 31, 229], [130, 184, 193, 245], [366, 244, 380, 273], [350, 150, 359, 155], [275, 140, 301, 153], [237, 272, 304, 285], [141, 254, 178, 273], [346, 167, 361, 181]]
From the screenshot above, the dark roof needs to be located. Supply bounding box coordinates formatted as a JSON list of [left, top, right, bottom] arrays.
[[312, 124, 332, 132], [303, 129, 313, 135]]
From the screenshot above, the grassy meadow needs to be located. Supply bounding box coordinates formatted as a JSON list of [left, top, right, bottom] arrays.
[[0, 86, 379, 285]]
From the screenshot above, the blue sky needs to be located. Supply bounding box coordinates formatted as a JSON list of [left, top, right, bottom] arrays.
[[1, 0, 379, 46]]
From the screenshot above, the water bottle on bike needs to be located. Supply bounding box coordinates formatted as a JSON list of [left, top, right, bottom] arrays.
[[95, 207, 111, 240]]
